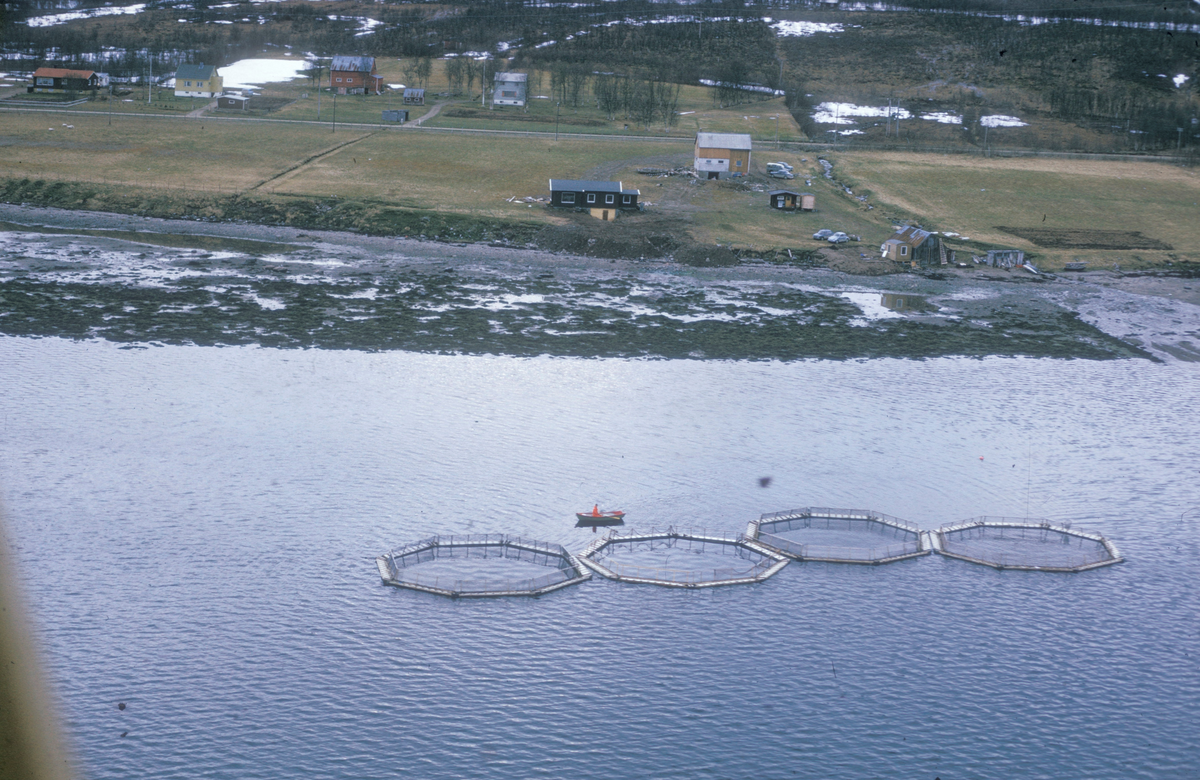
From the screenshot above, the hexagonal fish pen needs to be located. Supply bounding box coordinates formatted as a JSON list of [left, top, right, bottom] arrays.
[[376, 534, 591, 598], [577, 527, 789, 588], [933, 518, 1123, 572], [748, 507, 928, 564]]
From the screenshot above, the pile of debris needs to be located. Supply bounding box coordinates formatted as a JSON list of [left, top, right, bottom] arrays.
[[636, 167, 696, 177]]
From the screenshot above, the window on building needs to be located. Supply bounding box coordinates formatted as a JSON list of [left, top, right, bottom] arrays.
[[622, 195, 631, 204], [900, 245, 908, 256], [735, 160, 742, 167], [605, 194, 614, 204], [587, 193, 596, 204], [185, 81, 192, 87], [336, 77, 342, 83], [36, 77, 53, 86], [561, 193, 575, 204]]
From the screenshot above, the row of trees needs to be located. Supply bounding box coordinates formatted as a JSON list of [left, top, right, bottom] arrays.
[[593, 73, 681, 128], [444, 56, 497, 97]]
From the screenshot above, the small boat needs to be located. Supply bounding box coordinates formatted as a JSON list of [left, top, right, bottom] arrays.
[[575, 504, 626, 530]]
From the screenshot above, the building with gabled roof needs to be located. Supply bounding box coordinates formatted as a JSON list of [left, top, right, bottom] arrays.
[[493, 72, 527, 107], [549, 179, 640, 220], [175, 63, 222, 98], [694, 132, 752, 180], [30, 67, 98, 93], [330, 56, 381, 95], [881, 226, 947, 268]]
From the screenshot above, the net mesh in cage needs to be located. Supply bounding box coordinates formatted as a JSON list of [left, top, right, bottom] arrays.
[[755, 508, 924, 563], [377, 534, 588, 596], [581, 529, 788, 587], [937, 520, 1121, 571]]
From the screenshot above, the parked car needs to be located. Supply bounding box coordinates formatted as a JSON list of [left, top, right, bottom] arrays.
[[767, 161, 794, 172], [827, 232, 850, 244], [768, 170, 795, 179], [813, 229, 834, 240]]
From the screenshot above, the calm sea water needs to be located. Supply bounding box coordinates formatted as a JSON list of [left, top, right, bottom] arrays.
[[2, 337, 1199, 780]]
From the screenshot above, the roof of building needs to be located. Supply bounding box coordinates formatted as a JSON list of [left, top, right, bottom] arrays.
[[888, 226, 932, 247], [696, 132, 753, 150], [176, 63, 217, 81], [403, 87, 425, 96], [331, 56, 375, 73], [621, 189, 640, 196], [768, 189, 800, 196], [549, 179, 624, 193], [494, 72, 528, 82], [32, 67, 94, 79]]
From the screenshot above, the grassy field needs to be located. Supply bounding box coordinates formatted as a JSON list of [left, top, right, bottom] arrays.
[[0, 106, 1195, 268], [833, 152, 1200, 268]]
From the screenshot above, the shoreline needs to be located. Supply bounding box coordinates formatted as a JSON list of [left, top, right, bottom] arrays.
[[1, 202, 1197, 363]]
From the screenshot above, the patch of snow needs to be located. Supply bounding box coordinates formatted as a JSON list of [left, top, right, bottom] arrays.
[[921, 111, 962, 124], [217, 58, 313, 90], [1175, 74, 1190, 88], [388, 83, 405, 90], [770, 19, 844, 36], [813, 102, 911, 124], [981, 114, 1027, 127], [699, 79, 784, 96], [328, 15, 381, 36], [24, 3, 145, 27]]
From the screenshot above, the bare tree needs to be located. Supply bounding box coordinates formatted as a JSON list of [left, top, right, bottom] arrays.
[[655, 80, 681, 129], [445, 56, 465, 94], [415, 56, 432, 89]]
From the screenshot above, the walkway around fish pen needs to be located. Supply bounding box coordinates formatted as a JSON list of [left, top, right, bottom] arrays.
[[376, 533, 591, 598], [747, 507, 930, 564], [578, 527, 789, 588], [933, 518, 1123, 572]]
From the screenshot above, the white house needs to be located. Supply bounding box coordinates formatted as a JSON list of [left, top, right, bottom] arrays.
[[492, 72, 527, 107]]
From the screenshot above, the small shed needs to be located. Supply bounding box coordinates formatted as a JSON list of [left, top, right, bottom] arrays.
[[800, 193, 816, 212], [403, 88, 424, 106], [769, 190, 799, 210], [382, 109, 408, 123], [549, 179, 640, 220], [218, 95, 249, 110]]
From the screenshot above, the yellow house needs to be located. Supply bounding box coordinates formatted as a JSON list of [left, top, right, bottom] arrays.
[[694, 132, 752, 180], [174, 63, 222, 98]]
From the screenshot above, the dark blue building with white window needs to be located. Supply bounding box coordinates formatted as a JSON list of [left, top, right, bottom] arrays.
[[548, 180, 640, 215]]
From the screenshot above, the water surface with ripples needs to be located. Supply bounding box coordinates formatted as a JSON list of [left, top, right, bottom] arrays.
[[3, 335, 1198, 780]]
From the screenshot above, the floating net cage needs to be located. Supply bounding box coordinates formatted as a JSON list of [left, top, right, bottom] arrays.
[[934, 518, 1123, 572], [376, 534, 591, 598], [748, 507, 928, 564], [578, 527, 789, 588]]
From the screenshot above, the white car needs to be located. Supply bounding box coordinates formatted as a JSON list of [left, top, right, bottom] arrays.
[[767, 161, 794, 172], [768, 170, 795, 179], [827, 232, 850, 244]]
